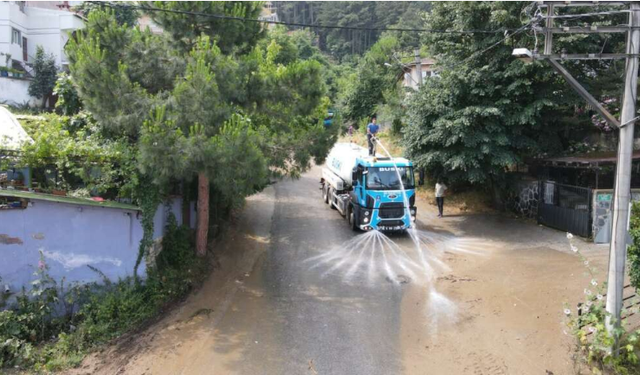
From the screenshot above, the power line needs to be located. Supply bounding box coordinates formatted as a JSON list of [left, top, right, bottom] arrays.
[[443, 21, 537, 71], [542, 9, 631, 20], [88, 1, 521, 35]]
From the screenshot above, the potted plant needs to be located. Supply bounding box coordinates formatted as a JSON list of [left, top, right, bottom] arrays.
[[1, 53, 11, 77], [48, 177, 68, 196]]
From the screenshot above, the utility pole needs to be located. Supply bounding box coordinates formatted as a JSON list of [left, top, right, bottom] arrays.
[[606, 1, 640, 336], [543, 3, 554, 56], [414, 49, 423, 87], [516, 1, 639, 347]]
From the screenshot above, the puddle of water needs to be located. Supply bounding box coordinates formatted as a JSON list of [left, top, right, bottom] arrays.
[[426, 286, 459, 335]]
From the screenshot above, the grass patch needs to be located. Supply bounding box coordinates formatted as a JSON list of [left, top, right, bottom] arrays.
[[415, 184, 494, 214]]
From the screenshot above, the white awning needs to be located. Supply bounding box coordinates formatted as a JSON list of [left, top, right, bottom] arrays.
[[0, 106, 33, 150]]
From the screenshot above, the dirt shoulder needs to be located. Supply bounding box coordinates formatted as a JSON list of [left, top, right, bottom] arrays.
[[400, 194, 608, 375], [68, 186, 276, 375]]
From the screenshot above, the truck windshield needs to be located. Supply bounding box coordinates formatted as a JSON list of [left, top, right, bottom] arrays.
[[366, 167, 414, 190]]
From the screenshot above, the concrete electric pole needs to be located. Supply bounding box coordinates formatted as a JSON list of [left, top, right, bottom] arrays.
[[606, 1, 640, 335], [414, 49, 423, 87]]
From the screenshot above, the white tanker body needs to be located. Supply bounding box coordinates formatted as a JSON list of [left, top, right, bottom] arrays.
[[320, 142, 418, 232], [322, 143, 368, 191]]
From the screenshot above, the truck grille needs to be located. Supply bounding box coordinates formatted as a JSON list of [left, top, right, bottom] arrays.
[[378, 202, 405, 219], [378, 220, 405, 227]]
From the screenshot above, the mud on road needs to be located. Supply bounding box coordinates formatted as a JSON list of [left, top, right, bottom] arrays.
[[71, 166, 608, 375]]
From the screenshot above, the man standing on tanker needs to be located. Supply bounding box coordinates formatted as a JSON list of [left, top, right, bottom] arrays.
[[366, 117, 379, 156]]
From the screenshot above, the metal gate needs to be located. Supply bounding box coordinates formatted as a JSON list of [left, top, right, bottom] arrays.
[[537, 181, 593, 238]]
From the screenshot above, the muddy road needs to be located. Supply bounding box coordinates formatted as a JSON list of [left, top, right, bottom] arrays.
[[74, 166, 608, 375]]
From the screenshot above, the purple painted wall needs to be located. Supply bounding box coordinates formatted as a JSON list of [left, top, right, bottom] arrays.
[[0, 197, 187, 296]]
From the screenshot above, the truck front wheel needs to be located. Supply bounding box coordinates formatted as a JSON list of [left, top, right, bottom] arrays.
[[323, 185, 329, 204], [348, 205, 359, 232]]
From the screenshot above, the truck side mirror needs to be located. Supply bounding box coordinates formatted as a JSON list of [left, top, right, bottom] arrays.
[[352, 170, 358, 184]]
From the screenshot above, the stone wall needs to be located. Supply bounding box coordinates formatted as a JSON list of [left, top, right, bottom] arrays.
[[507, 180, 539, 219]]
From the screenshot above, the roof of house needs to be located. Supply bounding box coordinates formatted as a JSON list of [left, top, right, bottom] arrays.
[[0, 107, 33, 150], [540, 151, 640, 167], [0, 189, 141, 211], [404, 57, 436, 68]]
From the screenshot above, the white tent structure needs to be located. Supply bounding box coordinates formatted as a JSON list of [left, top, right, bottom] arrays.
[[0, 106, 33, 150]]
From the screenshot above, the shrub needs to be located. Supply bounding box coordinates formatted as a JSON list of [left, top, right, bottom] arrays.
[[628, 201, 640, 290], [565, 233, 640, 374]]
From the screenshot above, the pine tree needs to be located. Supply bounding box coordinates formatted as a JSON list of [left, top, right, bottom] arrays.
[[67, 6, 335, 258]]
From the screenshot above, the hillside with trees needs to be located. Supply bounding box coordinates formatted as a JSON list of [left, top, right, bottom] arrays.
[[273, 1, 431, 59]]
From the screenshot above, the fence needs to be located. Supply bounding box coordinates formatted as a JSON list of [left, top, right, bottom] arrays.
[[537, 181, 593, 238]]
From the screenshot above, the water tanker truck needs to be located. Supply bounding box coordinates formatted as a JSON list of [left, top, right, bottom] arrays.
[[320, 143, 417, 232]]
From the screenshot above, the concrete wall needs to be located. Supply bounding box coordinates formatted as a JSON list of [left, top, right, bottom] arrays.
[[0, 196, 188, 296], [0, 77, 39, 106]]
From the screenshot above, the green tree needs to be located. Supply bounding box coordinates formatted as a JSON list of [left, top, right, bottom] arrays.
[[145, 1, 265, 55], [53, 73, 82, 116], [343, 35, 401, 123], [28, 46, 58, 109], [274, 2, 431, 59], [402, 2, 588, 186], [74, 1, 139, 26]]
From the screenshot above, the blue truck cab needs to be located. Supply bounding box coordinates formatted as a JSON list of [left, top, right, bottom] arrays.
[[348, 156, 417, 231], [321, 143, 417, 232]]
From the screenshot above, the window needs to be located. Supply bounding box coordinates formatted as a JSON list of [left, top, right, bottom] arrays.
[[366, 167, 415, 190], [354, 165, 364, 186], [11, 28, 21, 46]]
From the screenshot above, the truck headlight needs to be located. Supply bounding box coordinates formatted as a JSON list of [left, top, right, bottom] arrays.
[[410, 209, 416, 215], [364, 211, 370, 216], [364, 217, 369, 223], [411, 216, 416, 222]]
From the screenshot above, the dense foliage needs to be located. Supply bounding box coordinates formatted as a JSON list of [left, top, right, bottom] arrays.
[[73, 1, 139, 27], [145, 1, 265, 54], [15, 113, 135, 197], [402, 2, 624, 186], [628, 201, 640, 291], [341, 35, 402, 123]]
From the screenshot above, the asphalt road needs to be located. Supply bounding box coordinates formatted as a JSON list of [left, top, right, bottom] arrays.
[[215, 169, 409, 374]]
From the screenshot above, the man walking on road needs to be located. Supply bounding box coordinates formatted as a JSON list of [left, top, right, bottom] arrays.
[[435, 179, 447, 217], [367, 117, 379, 156]]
